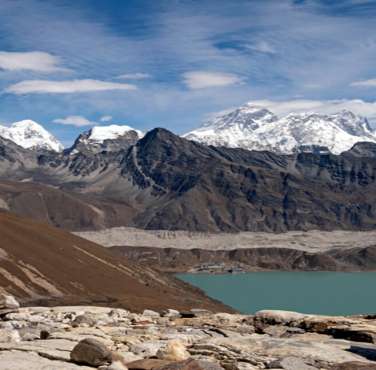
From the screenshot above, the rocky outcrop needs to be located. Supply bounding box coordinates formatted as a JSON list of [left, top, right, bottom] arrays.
[[0, 300, 376, 369]]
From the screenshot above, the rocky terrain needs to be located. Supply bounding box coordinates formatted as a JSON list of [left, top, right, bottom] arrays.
[[76, 227, 376, 272], [0, 294, 376, 369], [0, 211, 230, 312]]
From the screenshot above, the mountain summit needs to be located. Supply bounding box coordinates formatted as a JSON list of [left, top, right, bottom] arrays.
[[0, 120, 63, 152], [184, 103, 376, 154], [68, 124, 143, 154]]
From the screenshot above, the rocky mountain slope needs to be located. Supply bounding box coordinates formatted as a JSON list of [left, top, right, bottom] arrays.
[[0, 211, 230, 312], [3, 127, 376, 232], [183, 104, 376, 154], [0, 120, 63, 152], [1, 298, 376, 369], [0, 181, 136, 230]]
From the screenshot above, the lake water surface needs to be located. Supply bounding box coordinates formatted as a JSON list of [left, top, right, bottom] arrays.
[[178, 272, 376, 315]]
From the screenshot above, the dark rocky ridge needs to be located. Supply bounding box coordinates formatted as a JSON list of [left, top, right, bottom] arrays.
[[2, 128, 376, 232], [109, 245, 376, 273]]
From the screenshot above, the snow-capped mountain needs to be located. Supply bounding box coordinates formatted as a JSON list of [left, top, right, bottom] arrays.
[[69, 124, 143, 154], [0, 120, 63, 152], [183, 103, 376, 154]]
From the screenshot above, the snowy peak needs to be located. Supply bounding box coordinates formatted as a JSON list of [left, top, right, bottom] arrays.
[[183, 104, 278, 148], [70, 124, 143, 154], [184, 104, 376, 154], [84, 124, 143, 144], [203, 104, 277, 131], [330, 110, 373, 137], [0, 120, 63, 152]]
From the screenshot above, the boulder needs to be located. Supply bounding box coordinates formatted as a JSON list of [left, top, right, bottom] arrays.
[[72, 314, 97, 328], [40, 330, 50, 339], [70, 338, 112, 366], [157, 340, 190, 361], [0, 294, 20, 313]]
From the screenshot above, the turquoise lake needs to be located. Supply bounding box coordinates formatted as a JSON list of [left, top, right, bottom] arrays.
[[178, 272, 376, 315]]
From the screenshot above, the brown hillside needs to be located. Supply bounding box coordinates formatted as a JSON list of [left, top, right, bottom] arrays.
[[0, 212, 232, 313]]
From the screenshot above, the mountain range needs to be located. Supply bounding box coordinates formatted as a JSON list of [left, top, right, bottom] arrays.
[[184, 103, 376, 154], [2, 103, 376, 156], [2, 118, 376, 232]]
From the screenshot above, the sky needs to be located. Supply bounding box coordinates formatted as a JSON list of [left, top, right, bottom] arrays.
[[1, 0, 376, 146]]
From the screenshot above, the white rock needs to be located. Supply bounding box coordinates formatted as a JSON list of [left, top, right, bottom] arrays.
[[163, 309, 181, 318], [157, 340, 190, 361], [142, 309, 160, 318], [0, 294, 20, 310], [0, 329, 20, 343], [254, 310, 307, 324]]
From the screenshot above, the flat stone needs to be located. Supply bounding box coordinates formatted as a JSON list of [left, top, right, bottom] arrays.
[[0, 350, 93, 370], [278, 356, 318, 370], [158, 359, 224, 370], [328, 362, 376, 370], [142, 310, 160, 318], [254, 310, 306, 325], [106, 361, 129, 370], [127, 359, 172, 370]]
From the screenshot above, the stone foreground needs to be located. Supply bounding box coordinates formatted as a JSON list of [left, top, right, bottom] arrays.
[[1, 301, 376, 369]]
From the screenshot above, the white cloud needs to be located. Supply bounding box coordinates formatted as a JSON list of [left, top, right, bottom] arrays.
[[250, 99, 376, 123], [0, 51, 65, 72], [53, 115, 96, 127], [100, 115, 112, 122], [183, 71, 243, 89], [117, 73, 151, 80], [246, 41, 276, 54], [351, 79, 376, 87], [5, 79, 137, 94]]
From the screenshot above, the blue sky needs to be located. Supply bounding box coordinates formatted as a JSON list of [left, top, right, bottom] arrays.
[[1, 0, 376, 146]]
